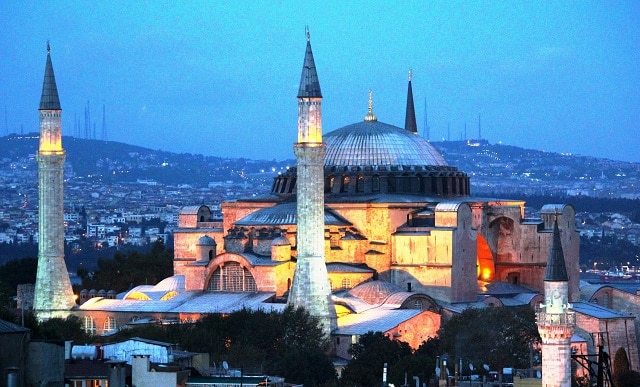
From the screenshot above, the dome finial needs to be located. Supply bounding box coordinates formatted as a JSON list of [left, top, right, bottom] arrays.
[[364, 89, 377, 121], [47, 40, 50, 53], [306, 25, 310, 41], [408, 68, 412, 82]]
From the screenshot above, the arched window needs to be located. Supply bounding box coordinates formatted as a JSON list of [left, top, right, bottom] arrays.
[[356, 175, 365, 193], [413, 300, 423, 310], [83, 316, 96, 335], [207, 262, 257, 292], [372, 175, 380, 192], [326, 175, 335, 193], [388, 175, 396, 192], [341, 175, 350, 193], [103, 317, 117, 334]]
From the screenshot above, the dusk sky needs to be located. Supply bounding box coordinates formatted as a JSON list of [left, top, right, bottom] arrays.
[[1, 1, 638, 162]]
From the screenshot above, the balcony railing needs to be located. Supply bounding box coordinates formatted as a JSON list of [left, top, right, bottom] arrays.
[[536, 311, 576, 326]]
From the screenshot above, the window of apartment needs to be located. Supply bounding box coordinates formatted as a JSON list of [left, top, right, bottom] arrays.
[[341, 278, 351, 289], [83, 316, 96, 335], [103, 316, 117, 334]]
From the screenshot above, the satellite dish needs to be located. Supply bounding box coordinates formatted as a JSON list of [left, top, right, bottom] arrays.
[[483, 364, 490, 371], [469, 363, 474, 371], [222, 361, 229, 370]]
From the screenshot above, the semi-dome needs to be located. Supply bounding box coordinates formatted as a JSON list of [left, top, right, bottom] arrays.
[[324, 120, 447, 167]]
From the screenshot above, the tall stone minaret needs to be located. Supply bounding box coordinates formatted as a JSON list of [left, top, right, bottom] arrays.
[[33, 43, 76, 320], [537, 217, 575, 386], [287, 30, 337, 338], [404, 69, 418, 134]]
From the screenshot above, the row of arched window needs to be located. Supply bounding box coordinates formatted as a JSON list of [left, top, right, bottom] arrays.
[[271, 171, 469, 196]]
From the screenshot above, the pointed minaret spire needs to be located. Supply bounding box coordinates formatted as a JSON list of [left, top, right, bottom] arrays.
[[404, 69, 418, 134], [297, 27, 322, 100], [39, 41, 61, 111], [544, 214, 568, 282]]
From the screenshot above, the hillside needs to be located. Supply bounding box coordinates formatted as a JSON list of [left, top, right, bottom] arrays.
[[2, 134, 639, 196], [0, 133, 291, 187]]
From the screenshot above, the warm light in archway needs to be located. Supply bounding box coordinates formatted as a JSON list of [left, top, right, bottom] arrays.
[[477, 234, 495, 281]]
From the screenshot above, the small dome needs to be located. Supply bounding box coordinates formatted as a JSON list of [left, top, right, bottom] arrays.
[[348, 280, 403, 305], [197, 235, 216, 246], [154, 275, 185, 292], [324, 120, 447, 167], [271, 236, 291, 246]]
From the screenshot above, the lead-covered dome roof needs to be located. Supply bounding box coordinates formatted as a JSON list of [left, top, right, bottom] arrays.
[[324, 120, 447, 167]]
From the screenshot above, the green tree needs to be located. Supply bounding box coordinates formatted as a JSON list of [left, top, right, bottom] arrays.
[[78, 239, 173, 292], [0, 258, 37, 304], [341, 331, 413, 387], [612, 347, 640, 387], [266, 306, 336, 386], [438, 306, 540, 371]]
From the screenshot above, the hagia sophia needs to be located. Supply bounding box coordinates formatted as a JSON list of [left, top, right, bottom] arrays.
[[28, 34, 640, 383]]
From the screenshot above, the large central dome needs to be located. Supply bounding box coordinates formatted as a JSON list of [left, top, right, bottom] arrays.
[[324, 120, 447, 167]]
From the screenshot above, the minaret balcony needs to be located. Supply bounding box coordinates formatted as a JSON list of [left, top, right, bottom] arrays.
[[536, 310, 576, 327]]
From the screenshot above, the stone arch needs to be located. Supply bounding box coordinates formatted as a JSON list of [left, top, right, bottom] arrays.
[[489, 216, 516, 263], [477, 233, 495, 281], [205, 253, 258, 292]]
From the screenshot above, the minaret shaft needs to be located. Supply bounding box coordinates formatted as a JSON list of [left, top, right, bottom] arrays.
[[34, 46, 75, 321], [537, 218, 574, 387], [288, 36, 336, 337]]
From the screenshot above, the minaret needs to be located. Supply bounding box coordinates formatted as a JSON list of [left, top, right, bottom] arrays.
[[34, 42, 76, 320], [536, 216, 575, 386], [404, 70, 418, 134], [287, 30, 337, 338]]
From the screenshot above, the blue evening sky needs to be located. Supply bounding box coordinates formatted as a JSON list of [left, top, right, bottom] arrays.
[[1, 1, 638, 162]]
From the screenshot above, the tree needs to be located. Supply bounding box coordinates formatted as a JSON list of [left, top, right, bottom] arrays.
[[612, 347, 640, 387], [266, 306, 336, 386], [78, 239, 173, 292], [341, 331, 413, 387], [0, 258, 37, 304], [438, 307, 540, 371]]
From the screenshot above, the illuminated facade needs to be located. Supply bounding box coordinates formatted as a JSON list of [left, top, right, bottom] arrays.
[[77, 36, 587, 357], [33, 43, 76, 320]]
